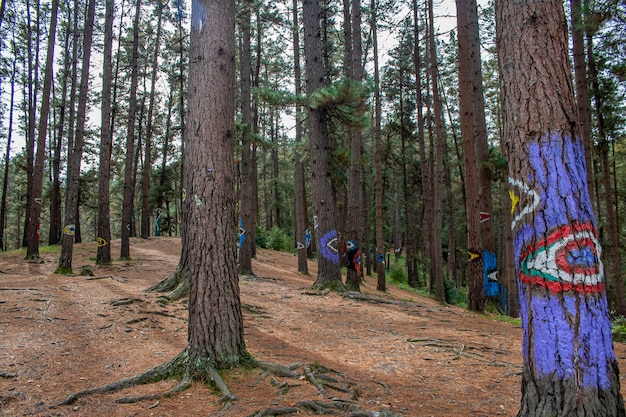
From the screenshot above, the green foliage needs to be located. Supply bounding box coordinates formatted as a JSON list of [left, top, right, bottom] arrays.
[[444, 280, 468, 306], [388, 261, 408, 284], [266, 227, 292, 252], [612, 316, 626, 343], [256, 87, 306, 108], [482, 145, 508, 182], [256, 226, 292, 253], [310, 78, 371, 128]]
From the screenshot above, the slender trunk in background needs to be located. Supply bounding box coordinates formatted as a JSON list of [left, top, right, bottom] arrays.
[[292, 0, 309, 274], [468, 0, 496, 304], [57, 0, 96, 273], [121, 0, 142, 259], [0, 40, 17, 251], [456, 0, 483, 311], [23, 0, 41, 248], [585, 29, 625, 316], [96, 0, 115, 264], [141, 2, 164, 239], [412, 0, 427, 288], [26, 0, 59, 259], [49, 12, 73, 246], [238, 0, 254, 275], [427, 0, 445, 303], [370, 0, 385, 291], [570, 0, 595, 204]]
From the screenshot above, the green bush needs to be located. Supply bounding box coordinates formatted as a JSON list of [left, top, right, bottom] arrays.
[[266, 227, 292, 252], [389, 262, 407, 284], [612, 316, 626, 343]]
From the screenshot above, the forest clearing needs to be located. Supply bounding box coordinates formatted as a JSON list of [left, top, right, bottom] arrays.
[[1, 236, 625, 417]]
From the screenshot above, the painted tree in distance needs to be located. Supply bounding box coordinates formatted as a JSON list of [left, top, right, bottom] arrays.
[[302, 0, 344, 290], [496, 0, 625, 415]]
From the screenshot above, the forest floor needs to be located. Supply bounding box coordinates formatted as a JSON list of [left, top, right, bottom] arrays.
[[1, 236, 626, 417]]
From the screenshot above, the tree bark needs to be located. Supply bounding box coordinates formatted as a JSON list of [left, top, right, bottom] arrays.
[[57, 0, 96, 273], [96, 0, 115, 264], [570, 0, 595, 205], [0, 39, 17, 251], [426, 0, 445, 303], [185, 0, 246, 367], [585, 33, 626, 316], [141, 2, 165, 240], [238, 0, 254, 275], [26, 0, 58, 259], [302, 0, 344, 290], [292, 0, 309, 274], [345, 0, 364, 291], [496, 0, 625, 415], [456, 0, 483, 311], [120, 0, 142, 259], [371, 0, 385, 291]]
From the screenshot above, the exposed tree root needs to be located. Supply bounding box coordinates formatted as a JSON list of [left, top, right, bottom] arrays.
[[145, 269, 189, 303], [55, 348, 234, 408], [56, 353, 402, 416]]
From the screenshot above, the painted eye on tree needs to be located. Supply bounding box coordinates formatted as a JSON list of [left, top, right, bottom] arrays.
[[519, 222, 604, 294]]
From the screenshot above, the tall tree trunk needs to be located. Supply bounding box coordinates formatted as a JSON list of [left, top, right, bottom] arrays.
[[570, 0, 595, 205], [468, 0, 496, 302], [412, 0, 427, 289], [371, 0, 385, 291], [292, 0, 309, 274], [26, 0, 59, 259], [345, 0, 364, 291], [426, 0, 445, 303], [141, 2, 164, 239], [0, 39, 17, 251], [48, 12, 72, 246], [185, 0, 246, 367], [96, 0, 115, 264], [23, 0, 41, 248], [57, 0, 96, 273], [585, 33, 626, 316], [121, 0, 142, 259], [456, 0, 483, 311], [238, 0, 254, 275], [496, 1, 625, 415], [156, 89, 174, 236], [302, 0, 344, 290]]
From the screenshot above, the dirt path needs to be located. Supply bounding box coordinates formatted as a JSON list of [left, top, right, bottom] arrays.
[[1, 237, 625, 416]]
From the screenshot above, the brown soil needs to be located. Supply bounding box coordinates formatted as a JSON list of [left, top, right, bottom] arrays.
[[1, 236, 625, 417]]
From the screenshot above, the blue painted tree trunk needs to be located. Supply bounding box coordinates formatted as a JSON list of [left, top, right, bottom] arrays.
[[496, 0, 625, 415]]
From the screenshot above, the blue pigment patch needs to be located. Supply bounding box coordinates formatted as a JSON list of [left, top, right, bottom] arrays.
[[319, 230, 340, 264], [191, 0, 206, 32]]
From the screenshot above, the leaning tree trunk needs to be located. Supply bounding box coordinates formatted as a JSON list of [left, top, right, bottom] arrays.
[[496, 0, 625, 415], [302, 0, 344, 290], [26, 0, 58, 259]]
